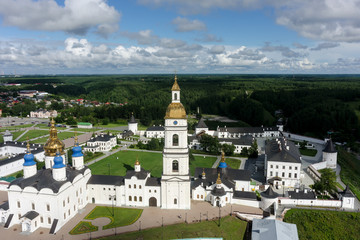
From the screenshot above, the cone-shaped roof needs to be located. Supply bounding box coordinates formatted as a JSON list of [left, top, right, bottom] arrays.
[[323, 139, 337, 153], [261, 186, 279, 199]]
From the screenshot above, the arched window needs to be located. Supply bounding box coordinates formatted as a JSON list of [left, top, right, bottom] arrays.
[[172, 160, 179, 172], [134, 196, 137, 202], [174, 93, 178, 100], [174, 198, 177, 205], [173, 134, 179, 146], [129, 196, 132, 201]]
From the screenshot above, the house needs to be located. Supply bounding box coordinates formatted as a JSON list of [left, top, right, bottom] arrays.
[[84, 134, 117, 152], [265, 137, 301, 188]]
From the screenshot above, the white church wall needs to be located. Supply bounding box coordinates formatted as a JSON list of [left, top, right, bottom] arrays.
[[279, 198, 342, 208], [144, 186, 161, 207], [125, 177, 147, 207], [235, 181, 251, 192], [232, 198, 260, 208]]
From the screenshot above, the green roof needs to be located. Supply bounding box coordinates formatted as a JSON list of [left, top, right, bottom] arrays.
[[78, 122, 92, 126]]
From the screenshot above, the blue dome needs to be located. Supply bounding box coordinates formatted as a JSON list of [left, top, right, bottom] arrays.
[[72, 145, 83, 157], [23, 152, 36, 166], [218, 162, 227, 168], [53, 153, 66, 169]]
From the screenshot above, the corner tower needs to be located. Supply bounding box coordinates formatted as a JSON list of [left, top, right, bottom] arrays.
[[161, 75, 191, 209]]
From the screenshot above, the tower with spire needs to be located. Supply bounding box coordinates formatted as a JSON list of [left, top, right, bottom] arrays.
[[23, 138, 37, 179], [72, 132, 84, 170], [128, 112, 138, 134], [44, 118, 65, 169], [161, 75, 191, 209]]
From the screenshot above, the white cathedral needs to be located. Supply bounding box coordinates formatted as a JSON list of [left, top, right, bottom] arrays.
[[0, 76, 192, 234]]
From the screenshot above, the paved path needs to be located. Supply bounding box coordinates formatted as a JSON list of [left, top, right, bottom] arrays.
[[211, 155, 221, 168], [0, 199, 262, 240]]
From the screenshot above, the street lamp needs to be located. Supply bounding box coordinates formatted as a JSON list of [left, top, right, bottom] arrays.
[[107, 163, 111, 175], [139, 220, 141, 231], [110, 195, 116, 216], [216, 197, 221, 227]]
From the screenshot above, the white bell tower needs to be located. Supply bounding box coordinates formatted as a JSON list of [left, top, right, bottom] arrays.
[[161, 75, 191, 209]]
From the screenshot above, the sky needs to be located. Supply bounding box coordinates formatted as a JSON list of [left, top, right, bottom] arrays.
[[1, 0, 360, 74]]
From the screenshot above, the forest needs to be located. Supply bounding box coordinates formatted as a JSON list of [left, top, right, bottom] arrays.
[[1, 74, 360, 145]]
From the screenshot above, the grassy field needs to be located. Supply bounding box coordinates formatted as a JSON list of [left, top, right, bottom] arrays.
[[96, 215, 247, 240], [69, 221, 98, 235], [190, 155, 217, 176], [89, 150, 163, 177], [18, 130, 49, 142], [284, 209, 360, 240], [89, 150, 217, 178], [337, 148, 360, 200], [85, 206, 142, 230], [299, 148, 318, 157], [31, 131, 76, 144], [225, 158, 241, 169]]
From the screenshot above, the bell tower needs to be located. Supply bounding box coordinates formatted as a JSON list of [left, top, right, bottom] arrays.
[[161, 75, 191, 209]]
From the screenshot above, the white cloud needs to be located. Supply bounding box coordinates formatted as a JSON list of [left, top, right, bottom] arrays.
[[261, 42, 303, 58], [121, 30, 159, 45], [310, 42, 340, 51], [139, 0, 360, 43], [0, 0, 120, 37], [172, 17, 207, 32], [209, 45, 225, 54], [2, 38, 360, 74]]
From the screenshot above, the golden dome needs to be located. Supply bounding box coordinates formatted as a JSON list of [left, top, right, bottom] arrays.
[[135, 156, 140, 165], [44, 118, 65, 156], [171, 75, 180, 91], [216, 173, 222, 185], [202, 168, 206, 178], [165, 102, 186, 119]]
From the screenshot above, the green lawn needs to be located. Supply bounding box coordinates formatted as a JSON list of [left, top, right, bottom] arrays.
[[85, 206, 142, 230], [284, 209, 360, 240], [0, 124, 34, 132], [89, 150, 163, 177], [70, 127, 98, 132], [338, 148, 360, 200], [299, 148, 318, 157], [89, 150, 218, 178], [96, 215, 247, 240], [69, 221, 98, 235], [31, 131, 76, 144], [18, 130, 49, 142], [12, 130, 25, 140], [190, 156, 217, 175], [0, 135, 3, 143], [225, 158, 241, 169]]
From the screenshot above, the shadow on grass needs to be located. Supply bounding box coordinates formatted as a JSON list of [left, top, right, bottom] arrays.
[[124, 163, 134, 171]]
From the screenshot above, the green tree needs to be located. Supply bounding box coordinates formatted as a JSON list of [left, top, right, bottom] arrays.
[[222, 144, 235, 156], [300, 140, 307, 150], [147, 138, 160, 150], [248, 139, 259, 158], [240, 147, 249, 157], [200, 134, 220, 154], [313, 168, 337, 195]]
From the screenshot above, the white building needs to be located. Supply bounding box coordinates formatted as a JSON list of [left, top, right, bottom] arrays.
[[145, 126, 165, 138], [77, 122, 93, 129], [0, 138, 91, 234], [30, 109, 57, 119], [161, 76, 191, 209], [3, 130, 13, 143], [128, 113, 138, 135], [0, 141, 44, 177], [265, 137, 301, 188], [192, 152, 258, 208], [84, 133, 117, 153], [307, 139, 338, 181]]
